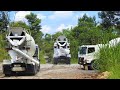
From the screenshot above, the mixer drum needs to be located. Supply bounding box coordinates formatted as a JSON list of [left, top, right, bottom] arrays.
[[25, 33, 36, 56], [8, 27, 36, 57]]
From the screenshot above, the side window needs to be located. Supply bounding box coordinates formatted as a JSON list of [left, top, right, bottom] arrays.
[[88, 47, 95, 53]]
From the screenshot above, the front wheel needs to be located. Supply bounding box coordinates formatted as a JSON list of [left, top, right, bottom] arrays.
[[53, 58, 58, 64], [3, 64, 12, 76], [66, 58, 70, 64], [26, 64, 37, 75]]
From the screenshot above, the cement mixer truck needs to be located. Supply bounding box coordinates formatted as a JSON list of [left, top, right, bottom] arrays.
[[53, 35, 71, 64], [2, 27, 40, 76]]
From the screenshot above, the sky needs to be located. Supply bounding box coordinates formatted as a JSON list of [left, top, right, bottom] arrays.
[[9, 11, 101, 35]]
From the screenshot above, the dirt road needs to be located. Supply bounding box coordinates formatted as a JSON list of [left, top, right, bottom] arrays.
[[0, 64, 104, 79]]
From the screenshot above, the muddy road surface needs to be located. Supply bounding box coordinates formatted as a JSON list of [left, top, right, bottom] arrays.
[[0, 63, 103, 79]]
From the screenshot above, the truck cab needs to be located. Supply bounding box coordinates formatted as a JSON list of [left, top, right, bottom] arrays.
[[78, 45, 100, 70]]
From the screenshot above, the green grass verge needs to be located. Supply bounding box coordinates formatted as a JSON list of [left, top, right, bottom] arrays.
[[95, 44, 120, 79]]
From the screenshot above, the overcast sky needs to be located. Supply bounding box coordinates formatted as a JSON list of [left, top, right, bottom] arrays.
[[9, 11, 101, 34]]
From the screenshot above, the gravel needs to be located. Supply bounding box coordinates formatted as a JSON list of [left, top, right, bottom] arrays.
[[0, 63, 101, 79]]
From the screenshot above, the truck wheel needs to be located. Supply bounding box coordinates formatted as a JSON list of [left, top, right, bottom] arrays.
[[86, 63, 95, 70], [3, 64, 12, 76], [53, 58, 58, 64], [26, 64, 37, 75], [66, 58, 70, 64], [88, 65, 92, 70], [32, 64, 37, 75]]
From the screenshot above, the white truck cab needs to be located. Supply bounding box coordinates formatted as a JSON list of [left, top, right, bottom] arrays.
[[78, 45, 101, 70]]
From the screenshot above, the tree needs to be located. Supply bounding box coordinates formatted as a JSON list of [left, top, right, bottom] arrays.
[[52, 31, 63, 41], [25, 12, 43, 44], [25, 12, 41, 31], [9, 21, 29, 29], [0, 11, 9, 33], [45, 33, 52, 42], [72, 14, 100, 45], [98, 11, 120, 30], [78, 14, 97, 27]]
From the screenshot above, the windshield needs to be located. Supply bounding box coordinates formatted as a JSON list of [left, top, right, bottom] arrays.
[[79, 47, 87, 54]]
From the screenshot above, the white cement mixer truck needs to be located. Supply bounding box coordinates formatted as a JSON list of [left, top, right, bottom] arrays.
[[53, 35, 71, 64], [3, 27, 40, 76]]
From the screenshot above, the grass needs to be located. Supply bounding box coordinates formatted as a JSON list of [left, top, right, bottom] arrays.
[[71, 58, 78, 64], [94, 43, 120, 79], [108, 64, 120, 79], [39, 50, 46, 64], [0, 48, 10, 62], [0, 34, 10, 62]]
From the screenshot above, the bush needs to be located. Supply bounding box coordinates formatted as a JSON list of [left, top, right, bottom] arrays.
[[39, 50, 46, 64], [0, 34, 10, 62]]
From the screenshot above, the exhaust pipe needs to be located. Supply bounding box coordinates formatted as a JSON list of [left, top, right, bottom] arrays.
[[12, 47, 39, 65]]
